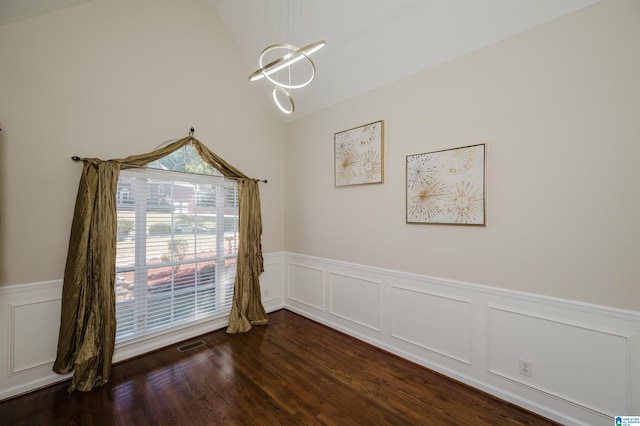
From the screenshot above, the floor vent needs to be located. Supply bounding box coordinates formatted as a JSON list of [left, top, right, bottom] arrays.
[[177, 340, 206, 352]]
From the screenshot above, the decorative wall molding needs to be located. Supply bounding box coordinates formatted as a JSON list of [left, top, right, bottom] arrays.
[[9, 298, 61, 375], [1, 251, 638, 426], [0, 252, 287, 401], [486, 304, 633, 418], [0, 280, 68, 400], [391, 284, 472, 365], [329, 270, 382, 332], [286, 261, 325, 311], [284, 252, 640, 426]]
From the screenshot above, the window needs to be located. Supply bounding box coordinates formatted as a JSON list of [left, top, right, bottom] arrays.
[[115, 146, 238, 343]]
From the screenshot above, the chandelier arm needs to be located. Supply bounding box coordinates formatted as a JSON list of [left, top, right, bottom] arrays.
[[264, 53, 315, 89], [248, 40, 325, 83], [272, 87, 294, 114]]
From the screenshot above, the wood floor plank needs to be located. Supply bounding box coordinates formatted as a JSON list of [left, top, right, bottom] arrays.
[[0, 309, 559, 425]]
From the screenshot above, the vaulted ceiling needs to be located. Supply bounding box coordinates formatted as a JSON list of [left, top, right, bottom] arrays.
[[1, 0, 600, 121]]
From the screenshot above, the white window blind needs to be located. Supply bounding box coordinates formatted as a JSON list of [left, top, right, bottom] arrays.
[[115, 167, 238, 343]]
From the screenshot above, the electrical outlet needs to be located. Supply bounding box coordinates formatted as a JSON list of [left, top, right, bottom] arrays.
[[518, 359, 533, 377]]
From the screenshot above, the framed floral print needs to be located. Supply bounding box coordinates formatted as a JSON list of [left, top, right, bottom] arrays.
[[406, 144, 486, 226], [334, 120, 384, 187]]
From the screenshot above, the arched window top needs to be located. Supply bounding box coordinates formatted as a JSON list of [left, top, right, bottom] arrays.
[[147, 143, 223, 176]]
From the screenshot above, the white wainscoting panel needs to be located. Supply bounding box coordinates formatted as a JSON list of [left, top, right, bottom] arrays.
[[0, 252, 287, 401], [488, 305, 631, 417], [0, 280, 71, 400], [284, 252, 640, 426], [329, 271, 381, 332], [10, 298, 61, 375], [286, 261, 325, 311], [3, 252, 639, 426], [261, 253, 286, 311], [391, 284, 472, 365]]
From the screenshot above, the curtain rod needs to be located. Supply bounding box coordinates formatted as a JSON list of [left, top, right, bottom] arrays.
[[70, 156, 267, 183]]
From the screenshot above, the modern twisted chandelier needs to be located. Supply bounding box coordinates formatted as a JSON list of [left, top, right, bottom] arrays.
[[249, 40, 325, 114]]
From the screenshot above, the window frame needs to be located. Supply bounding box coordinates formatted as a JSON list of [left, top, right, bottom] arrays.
[[115, 167, 239, 344]]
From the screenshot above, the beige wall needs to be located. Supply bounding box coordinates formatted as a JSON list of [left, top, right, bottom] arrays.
[[1, 0, 637, 311], [0, 0, 286, 286], [285, 0, 640, 311]]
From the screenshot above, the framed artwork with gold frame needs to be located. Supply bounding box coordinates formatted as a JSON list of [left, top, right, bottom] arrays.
[[406, 144, 486, 226], [334, 120, 384, 187]]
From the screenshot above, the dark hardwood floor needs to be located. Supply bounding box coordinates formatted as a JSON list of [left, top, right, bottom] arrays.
[[1, 309, 558, 425]]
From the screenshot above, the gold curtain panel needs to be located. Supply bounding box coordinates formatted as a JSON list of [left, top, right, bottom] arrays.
[[54, 135, 268, 392]]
